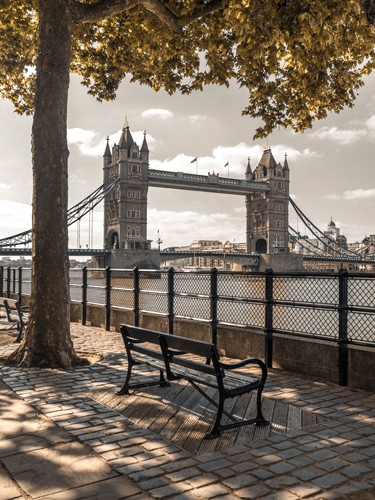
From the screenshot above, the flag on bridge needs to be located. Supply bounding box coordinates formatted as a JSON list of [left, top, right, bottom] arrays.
[[191, 157, 197, 164], [224, 162, 229, 167]]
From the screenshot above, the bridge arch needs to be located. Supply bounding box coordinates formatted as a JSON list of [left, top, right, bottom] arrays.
[[255, 238, 267, 254], [106, 230, 119, 250]]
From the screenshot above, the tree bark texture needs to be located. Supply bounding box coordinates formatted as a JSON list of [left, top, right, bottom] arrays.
[[7, 0, 80, 367]]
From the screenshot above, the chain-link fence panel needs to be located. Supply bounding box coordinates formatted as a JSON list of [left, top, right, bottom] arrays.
[[217, 273, 265, 300], [86, 269, 106, 305], [139, 291, 168, 314], [18, 267, 31, 296], [174, 272, 211, 295], [69, 269, 83, 302], [217, 299, 264, 327], [348, 312, 375, 342], [348, 277, 375, 308], [273, 276, 338, 305], [273, 304, 338, 339], [139, 271, 168, 293], [174, 294, 210, 321], [111, 270, 134, 309]]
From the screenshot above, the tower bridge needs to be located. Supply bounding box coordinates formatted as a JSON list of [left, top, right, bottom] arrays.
[[2, 118, 373, 271], [101, 120, 299, 271]]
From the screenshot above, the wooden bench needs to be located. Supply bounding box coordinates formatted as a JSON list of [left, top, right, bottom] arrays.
[[119, 324, 269, 438], [0, 297, 29, 342]]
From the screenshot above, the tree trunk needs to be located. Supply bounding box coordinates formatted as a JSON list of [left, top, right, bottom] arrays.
[[6, 0, 83, 367]]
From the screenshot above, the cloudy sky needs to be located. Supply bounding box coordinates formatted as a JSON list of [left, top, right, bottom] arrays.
[[1, 70, 375, 250]]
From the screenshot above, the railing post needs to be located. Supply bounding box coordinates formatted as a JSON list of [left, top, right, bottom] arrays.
[[6, 266, 11, 297], [265, 268, 274, 368], [167, 267, 175, 334], [18, 267, 22, 303], [81, 266, 87, 326], [12, 268, 16, 294], [0, 266, 3, 296], [133, 267, 140, 327], [338, 268, 349, 386], [105, 266, 111, 331], [210, 268, 218, 345]]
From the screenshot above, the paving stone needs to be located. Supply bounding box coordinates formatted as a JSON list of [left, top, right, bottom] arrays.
[[193, 483, 230, 498], [288, 482, 322, 498], [293, 466, 325, 481], [222, 474, 257, 490], [268, 461, 296, 475], [2, 441, 117, 498], [340, 463, 372, 478], [312, 472, 347, 489], [235, 484, 271, 499], [0, 467, 22, 500], [165, 466, 202, 483], [148, 481, 193, 499], [198, 458, 233, 472]]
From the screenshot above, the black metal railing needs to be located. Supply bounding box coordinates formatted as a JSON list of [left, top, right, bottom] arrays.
[[2, 265, 375, 384]]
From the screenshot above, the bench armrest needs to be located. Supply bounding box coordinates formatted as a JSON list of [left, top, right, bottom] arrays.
[[219, 357, 267, 383]]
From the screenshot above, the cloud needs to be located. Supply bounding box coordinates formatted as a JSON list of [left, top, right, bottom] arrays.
[[324, 194, 340, 201], [142, 108, 174, 120], [309, 126, 367, 145], [150, 143, 317, 178], [0, 200, 31, 237], [67, 127, 156, 157], [325, 189, 375, 201], [343, 189, 375, 200], [189, 114, 209, 125]]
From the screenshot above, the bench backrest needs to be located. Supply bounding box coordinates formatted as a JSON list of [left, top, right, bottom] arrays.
[[120, 324, 221, 378]]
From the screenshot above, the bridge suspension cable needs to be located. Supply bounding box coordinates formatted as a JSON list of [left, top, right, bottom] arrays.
[[289, 197, 360, 258], [0, 178, 119, 248]]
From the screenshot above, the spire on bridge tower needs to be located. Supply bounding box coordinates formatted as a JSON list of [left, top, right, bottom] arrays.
[[141, 131, 149, 153], [118, 118, 135, 150], [283, 152, 289, 171], [245, 157, 252, 180], [103, 136, 111, 158]]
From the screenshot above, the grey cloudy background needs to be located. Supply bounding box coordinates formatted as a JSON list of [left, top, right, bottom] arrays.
[[1, 71, 375, 250]]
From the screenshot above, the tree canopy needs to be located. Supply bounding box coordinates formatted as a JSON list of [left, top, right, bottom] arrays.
[[1, 0, 375, 138]]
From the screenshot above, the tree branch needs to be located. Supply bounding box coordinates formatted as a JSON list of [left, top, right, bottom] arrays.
[[71, 0, 181, 32], [181, 0, 227, 25]]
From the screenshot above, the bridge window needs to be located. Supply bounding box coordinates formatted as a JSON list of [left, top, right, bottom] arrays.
[[127, 189, 141, 199], [127, 209, 141, 218], [129, 165, 141, 174], [276, 181, 283, 190], [275, 219, 284, 228], [127, 226, 141, 238]]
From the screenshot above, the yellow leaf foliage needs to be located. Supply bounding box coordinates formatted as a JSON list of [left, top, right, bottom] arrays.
[[0, 0, 374, 137]]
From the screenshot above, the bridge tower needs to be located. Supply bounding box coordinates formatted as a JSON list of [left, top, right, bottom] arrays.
[[245, 148, 303, 271], [101, 120, 160, 269]]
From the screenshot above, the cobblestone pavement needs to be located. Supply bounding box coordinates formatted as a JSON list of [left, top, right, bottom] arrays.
[[1, 323, 375, 499]]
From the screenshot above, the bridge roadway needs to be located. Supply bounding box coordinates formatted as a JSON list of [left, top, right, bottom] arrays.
[[1, 247, 375, 266], [148, 169, 269, 195], [0, 248, 110, 257]]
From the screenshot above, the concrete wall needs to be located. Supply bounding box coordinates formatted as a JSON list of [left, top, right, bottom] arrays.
[[68, 302, 375, 393]]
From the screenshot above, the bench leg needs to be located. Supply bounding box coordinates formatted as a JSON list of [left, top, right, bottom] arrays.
[[15, 323, 24, 343], [117, 359, 135, 395], [159, 369, 170, 387], [255, 385, 269, 426], [205, 391, 225, 439]]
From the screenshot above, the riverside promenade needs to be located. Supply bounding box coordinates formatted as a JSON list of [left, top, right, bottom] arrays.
[[1, 323, 375, 499]]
